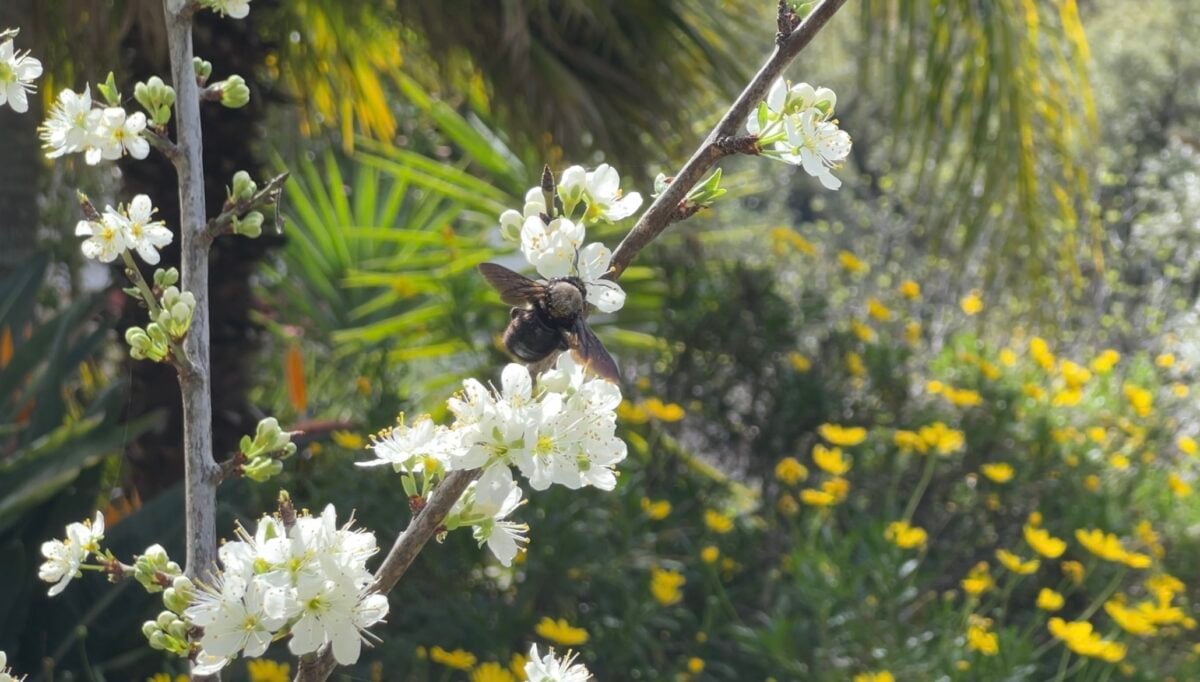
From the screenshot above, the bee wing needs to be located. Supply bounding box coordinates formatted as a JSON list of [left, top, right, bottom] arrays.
[[567, 317, 620, 383], [478, 262, 546, 306]]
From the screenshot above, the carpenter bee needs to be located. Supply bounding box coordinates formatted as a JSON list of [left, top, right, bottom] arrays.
[[478, 262, 620, 382]]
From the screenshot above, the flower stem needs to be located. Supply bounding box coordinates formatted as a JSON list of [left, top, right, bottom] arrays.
[[902, 453, 938, 523]]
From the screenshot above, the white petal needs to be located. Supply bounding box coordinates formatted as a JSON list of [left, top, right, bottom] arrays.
[[766, 78, 787, 111], [586, 280, 625, 313]]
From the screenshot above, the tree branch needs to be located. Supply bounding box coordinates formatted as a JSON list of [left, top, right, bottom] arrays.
[[606, 0, 850, 280], [293, 468, 482, 682], [204, 171, 289, 242]]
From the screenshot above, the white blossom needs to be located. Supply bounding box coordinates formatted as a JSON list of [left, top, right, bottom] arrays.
[[38, 512, 105, 597], [75, 213, 127, 263], [575, 242, 625, 313], [0, 37, 41, 114], [0, 650, 22, 682], [525, 644, 592, 682], [500, 187, 546, 241], [40, 86, 99, 158], [451, 477, 528, 566], [89, 107, 149, 164], [748, 77, 850, 190], [358, 416, 457, 473], [583, 163, 642, 223], [186, 579, 285, 662], [521, 216, 584, 279], [122, 195, 173, 264], [203, 0, 253, 19]]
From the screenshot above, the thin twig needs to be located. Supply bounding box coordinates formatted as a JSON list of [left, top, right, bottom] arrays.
[[606, 0, 850, 280], [145, 127, 182, 167], [293, 468, 482, 682]]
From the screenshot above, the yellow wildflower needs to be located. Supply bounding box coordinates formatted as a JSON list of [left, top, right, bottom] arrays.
[[687, 658, 705, 674], [510, 653, 528, 680], [1091, 349, 1120, 374], [960, 291, 983, 315], [650, 567, 686, 606], [331, 430, 364, 449], [1028, 511, 1043, 526], [961, 562, 994, 596], [1059, 360, 1092, 390], [899, 280, 921, 299], [1048, 618, 1126, 662], [981, 463, 1014, 483], [1084, 474, 1101, 492], [942, 386, 983, 407], [472, 662, 517, 682], [846, 352, 866, 377], [1123, 383, 1153, 417], [884, 520, 928, 550], [1109, 454, 1130, 471], [867, 298, 893, 322], [854, 672, 895, 682], [642, 398, 685, 422], [1155, 352, 1176, 369], [617, 400, 649, 424], [995, 549, 1040, 575], [813, 444, 851, 475], [701, 546, 720, 564], [771, 227, 817, 255], [904, 320, 922, 344], [851, 320, 876, 343], [1168, 473, 1192, 497], [788, 352, 812, 372], [1173, 383, 1190, 398], [1062, 560, 1085, 584], [823, 476, 850, 501], [640, 498, 672, 520], [1030, 337, 1056, 372], [918, 422, 965, 455], [999, 348, 1018, 367], [247, 660, 290, 682], [1179, 435, 1199, 457], [818, 423, 868, 446], [966, 621, 999, 656], [777, 493, 800, 516], [1037, 588, 1064, 611], [838, 250, 869, 274], [775, 456, 809, 485], [1145, 573, 1185, 604], [1075, 528, 1151, 568], [1024, 525, 1066, 559], [535, 617, 589, 646], [1104, 600, 1157, 636], [800, 488, 837, 507], [703, 509, 734, 534], [430, 647, 477, 671], [894, 429, 927, 454], [1023, 383, 1047, 401]]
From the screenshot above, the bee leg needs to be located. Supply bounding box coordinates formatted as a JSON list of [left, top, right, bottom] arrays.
[[510, 307, 522, 320]]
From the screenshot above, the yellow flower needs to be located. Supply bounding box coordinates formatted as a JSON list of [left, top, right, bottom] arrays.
[[838, 250, 869, 274], [961, 562, 994, 596], [775, 456, 809, 485], [813, 443, 851, 475], [823, 476, 850, 501], [1075, 528, 1151, 569], [1109, 454, 1130, 471], [247, 660, 290, 682], [1048, 618, 1127, 662], [852, 320, 877, 343], [899, 280, 921, 299], [1123, 383, 1153, 417], [917, 422, 965, 455], [995, 549, 1040, 575], [1168, 473, 1193, 497], [1145, 573, 1185, 604], [818, 423, 867, 446], [701, 545, 720, 564], [1179, 435, 1199, 457], [770, 227, 817, 255], [999, 348, 1018, 367], [1030, 337, 1056, 372], [617, 400, 649, 424], [904, 321, 922, 344], [331, 430, 364, 449], [854, 672, 895, 682], [1024, 525, 1066, 559], [867, 298, 893, 322], [788, 352, 812, 372], [1172, 382, 1190, 398], [1062, 560, 1085, 584], [643, 398, 685, 422], [1104, 600, 1157, 636], [146, 676, 188, 682], [941, 386, 983, 407], [430, 646, 477, 670], [846, 351, 866, 377], [800, 488, 837, 507], [884, 520, 928, 550], [1023, 382, 1047, 401], [894, 429, 927, 454], [777, 493, 800, 516], [960, 291, 984, 316], [687, 658, 705, 674], [640, 498, 672, 520], [1156, 352, 1176, 368], [966, 622, 999, 656], [1091, 349, 1120, 374], [703, 509, 734, 534], [1084, 474, 1101, 491], [510, 653, 528, 680], [1028, 510, 1043, 526], [472, 662, 517, 682], [1037, 588, 1064, 611], [1059, 360, 1092, 390], [650, 567, 686, 606], [980, 463, 1014, 483], [535, 617, 589, 646]]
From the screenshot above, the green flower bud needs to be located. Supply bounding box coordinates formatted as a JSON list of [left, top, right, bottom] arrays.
[[243, 457, 283, 482], [167, 620, 189, 640], [97, 71, 122, 107], [148, 631, 170, 650], [233, 210, 264, 238], [219, 75, 250, 108], [156, 287, 196, 339], [154, 267, 180, 288], [231, 170, 257, 201], [156, 611, 175, 630], [193, 57, 213, 85]]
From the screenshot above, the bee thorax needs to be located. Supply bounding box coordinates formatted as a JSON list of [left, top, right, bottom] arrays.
[[545, 280, 584, 320]]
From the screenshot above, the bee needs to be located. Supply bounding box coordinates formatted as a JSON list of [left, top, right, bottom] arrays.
[[478, 262, 620, 382]]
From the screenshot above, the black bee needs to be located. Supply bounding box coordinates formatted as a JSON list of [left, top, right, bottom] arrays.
[[478, 262, 620, 382]]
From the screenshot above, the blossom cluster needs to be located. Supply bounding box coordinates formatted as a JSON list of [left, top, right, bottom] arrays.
[[499, 164, 642, 313], [0, 650, 21, 682], [0, 30, 41, 114], [40, 85, 151, 164], [38, 512, 105, 596], [76, 194, 173, 264], [748, 78, 851, 190], [361, 354, 625, 566], [186, 505, 387, 673]]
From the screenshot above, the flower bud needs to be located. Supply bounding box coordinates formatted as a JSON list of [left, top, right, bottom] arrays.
[[156, 611, 175, 630], [243, 457, 283, 482], [498, 209, 523, 242], [153, 267, 179, 288], [193, 57, 213, 85], [219, 75, 250, 108], [142, 621, 159, 640], [233, 210, 264, 238], [167, 620, 189, 640], [148, 631, 170, 650], [557, 165, 586, 215], [231, 170, 257, 201]]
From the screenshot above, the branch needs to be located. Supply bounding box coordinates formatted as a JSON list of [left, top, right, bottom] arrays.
[[293, 468, 482, 682], [204, 171, 289, 242], [606, 0, 850, 280], [145, 128, 182, 167]]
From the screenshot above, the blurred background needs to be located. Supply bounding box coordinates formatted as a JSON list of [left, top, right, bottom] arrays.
[[2, 0, 1200, 680]]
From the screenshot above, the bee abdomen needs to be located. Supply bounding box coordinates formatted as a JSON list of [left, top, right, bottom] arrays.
[[503, 308, 566, 362]]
